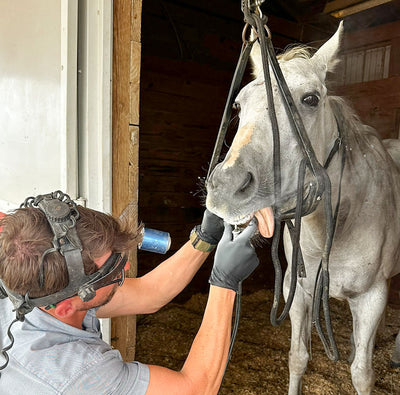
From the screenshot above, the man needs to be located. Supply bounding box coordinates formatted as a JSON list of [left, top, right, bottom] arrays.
[[0, 193, 259, 394]]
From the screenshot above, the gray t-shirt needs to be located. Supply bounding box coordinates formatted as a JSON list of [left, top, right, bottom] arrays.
[[0, 298, 149, 394]]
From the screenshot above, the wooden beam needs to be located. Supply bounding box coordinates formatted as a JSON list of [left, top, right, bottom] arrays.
[[325, 0, 393, 17], [111, 0, 142, 362], [130, 0, 142, 125], [324, 0, 369, 14]]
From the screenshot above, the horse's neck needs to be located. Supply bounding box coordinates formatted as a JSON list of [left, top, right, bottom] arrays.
[[303, 111, 400, 247]]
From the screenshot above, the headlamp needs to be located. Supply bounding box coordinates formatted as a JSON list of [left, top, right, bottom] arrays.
[[75, 252, 127, 303]]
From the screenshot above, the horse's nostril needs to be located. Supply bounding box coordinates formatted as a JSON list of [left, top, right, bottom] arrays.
[[239, 172, 253, 192]]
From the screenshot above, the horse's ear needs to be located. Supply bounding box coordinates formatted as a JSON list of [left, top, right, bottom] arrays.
[[250, 30, 263, 78], [312, 21, 344, 80]]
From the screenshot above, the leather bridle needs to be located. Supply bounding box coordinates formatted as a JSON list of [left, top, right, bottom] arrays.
[[207, 1, 346, 361]]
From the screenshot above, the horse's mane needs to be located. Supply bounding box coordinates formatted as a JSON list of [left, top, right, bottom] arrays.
[[327, 96, 385, 167], [277, 45, 315, 62], [328, 96, 365, 136]]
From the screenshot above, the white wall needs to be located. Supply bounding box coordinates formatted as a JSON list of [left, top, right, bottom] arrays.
[[0, 0, 78, 212], [77, 0, 113, 214]]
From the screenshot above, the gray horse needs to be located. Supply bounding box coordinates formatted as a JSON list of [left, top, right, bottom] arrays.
[[206, 22, 400, 395]]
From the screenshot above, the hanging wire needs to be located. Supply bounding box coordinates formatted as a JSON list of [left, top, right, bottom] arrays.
[[0, 318, 21, 375]]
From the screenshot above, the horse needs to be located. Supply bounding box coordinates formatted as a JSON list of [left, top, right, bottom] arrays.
[[205, 22, 400, 395]]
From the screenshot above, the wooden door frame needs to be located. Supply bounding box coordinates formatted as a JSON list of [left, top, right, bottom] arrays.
[[111, 0, 142, 361]]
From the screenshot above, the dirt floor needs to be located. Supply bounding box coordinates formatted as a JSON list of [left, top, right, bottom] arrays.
[[135, 288, 400, 394]]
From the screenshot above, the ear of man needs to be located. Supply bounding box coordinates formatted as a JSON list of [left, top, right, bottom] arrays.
[[43, 298, 88, 329], [54, 299, 76, 318]]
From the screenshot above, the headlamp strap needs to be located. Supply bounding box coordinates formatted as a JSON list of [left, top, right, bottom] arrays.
[[26, 193, 85, 290]]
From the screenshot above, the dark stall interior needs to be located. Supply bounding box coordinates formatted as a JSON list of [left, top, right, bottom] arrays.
[[137, 0, 400, 303]]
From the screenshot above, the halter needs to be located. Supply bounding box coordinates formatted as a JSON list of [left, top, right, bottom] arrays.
[[207, 1, 346, 361]]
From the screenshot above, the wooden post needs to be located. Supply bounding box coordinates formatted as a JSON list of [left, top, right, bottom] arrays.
[[111, 0, 142, 361]]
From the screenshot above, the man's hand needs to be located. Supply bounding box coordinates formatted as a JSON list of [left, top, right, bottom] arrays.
[[197, 209, 224, 245], [209, 220, 259, 292]]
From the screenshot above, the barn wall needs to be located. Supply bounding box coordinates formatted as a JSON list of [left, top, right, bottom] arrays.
[[336, 20, 400, 139], [138, 0, 243, 294]]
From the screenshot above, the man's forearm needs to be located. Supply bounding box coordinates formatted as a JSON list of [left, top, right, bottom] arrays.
[[97, 241, 209, 317], [181, 285, 235, 392], [146, 285, 236, 394], [137, 241, 210, 311]]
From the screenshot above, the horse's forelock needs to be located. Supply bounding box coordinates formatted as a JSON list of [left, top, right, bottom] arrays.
[[251, 43, 315, 78], [277, 45, 314, 62]]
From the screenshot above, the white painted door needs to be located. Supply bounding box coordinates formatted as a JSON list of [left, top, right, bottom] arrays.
[[0, 0, 79, 211], [0, 0, 112, 213]]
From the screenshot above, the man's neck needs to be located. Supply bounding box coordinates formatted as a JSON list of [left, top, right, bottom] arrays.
[[40, 307, 87, 329]]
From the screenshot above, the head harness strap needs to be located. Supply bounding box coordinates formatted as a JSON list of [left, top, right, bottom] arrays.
[[0, 191, 128, 373], [0, 191, 127, 316]]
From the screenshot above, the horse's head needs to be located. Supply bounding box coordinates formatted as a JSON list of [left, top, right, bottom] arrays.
[[206, 23, 344, 237]]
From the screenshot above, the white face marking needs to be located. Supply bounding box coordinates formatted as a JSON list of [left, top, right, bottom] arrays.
[[222, 122, 255, 169]]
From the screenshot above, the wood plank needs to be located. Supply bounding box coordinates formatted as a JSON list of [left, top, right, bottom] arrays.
[[343, 19, 400, 51], [139, 160, 209, 179], [140, 140, 216, 161], [141, 69, 233, 101], [140, 89, 226, 118], [128, 125, 140, 274], [139, 206, 203, 223], [139, 191, 201, 208], [140, 119, 224, 138], [131, 0, 142, 42], [130, 40, 141, 125], [389, 37, 400, 77], [112, 0, 142, 362], [113, 0, 131, 217], [140, 108, 224, 130], [149, 0, 243, 23], [141, 55, 240, 84], [140, 175, 204, 195], [324, 0, 371, 14], [130, 0, 142, 126], [335, 77, 400, 139], [334, 76, 400, 97], [139, 177, 207, 198]]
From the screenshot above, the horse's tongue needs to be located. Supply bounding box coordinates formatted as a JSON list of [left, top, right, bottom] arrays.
[[254, 207, 274, 238]]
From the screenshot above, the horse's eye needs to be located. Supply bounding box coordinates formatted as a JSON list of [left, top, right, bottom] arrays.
[[302, 94, 319, 107]]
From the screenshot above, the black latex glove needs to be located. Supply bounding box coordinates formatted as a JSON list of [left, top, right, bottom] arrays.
[[209, 219, 259, 292], [197, 209, 224, 245]]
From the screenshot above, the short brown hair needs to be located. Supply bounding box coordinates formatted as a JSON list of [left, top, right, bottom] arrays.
[[0, 206, 141, 298]]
